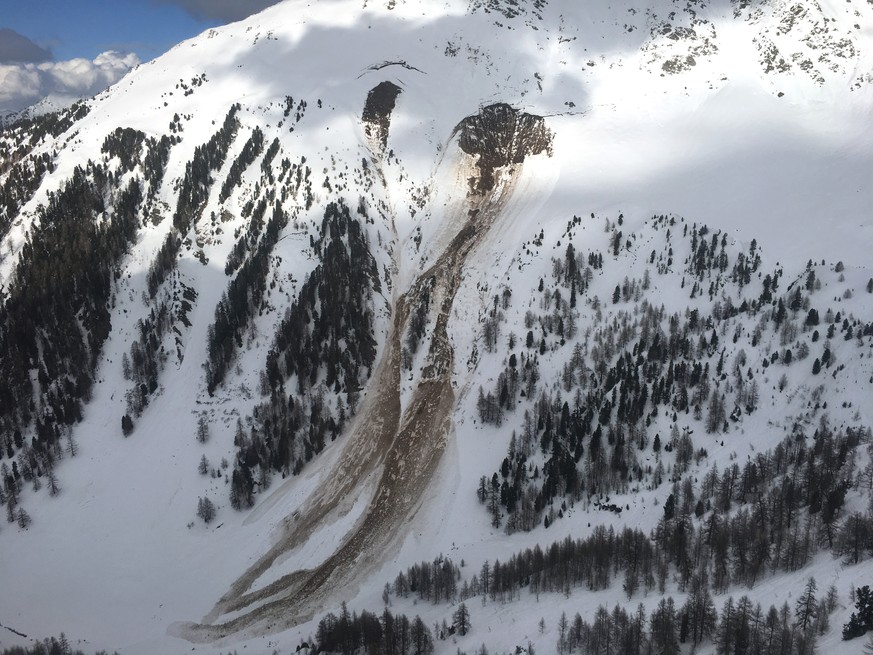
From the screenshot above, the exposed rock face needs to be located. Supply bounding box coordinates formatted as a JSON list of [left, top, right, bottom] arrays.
[[453, 103, 552, 194], [469, 0, 548, 23], [362, 81, 402, 155]]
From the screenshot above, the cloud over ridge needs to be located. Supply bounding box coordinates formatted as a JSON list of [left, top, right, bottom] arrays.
[[0, 50, 140, 116]]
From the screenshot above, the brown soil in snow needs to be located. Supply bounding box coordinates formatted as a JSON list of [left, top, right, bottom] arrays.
[[172, 105, 552, 645]]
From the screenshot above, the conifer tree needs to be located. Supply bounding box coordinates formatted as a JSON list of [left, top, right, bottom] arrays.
[[844, 585, 873, 640], [795, 577, 818, 631], [196, 415, 209, 443], [197, 496, 216, 523], [17, 507, 31, 529], [453, 602, 471, 636]]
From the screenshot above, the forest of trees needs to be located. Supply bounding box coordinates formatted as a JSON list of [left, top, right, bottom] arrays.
[[227, 200, 380, 507], [0, 150, 53, 240], [0, 634, 117, 655], [367, 521, 869, 655], [146, 104, 240, 298], [205, 201, 288, 393], [0, 107, 186, 513], [121, 105, 258, 426], [0, 165, 145, 521], [1, 78, 872, 655], [102, 127, 173, 203], [173, 103, 240, 233], [843, 584, 873, 640], [471, 418, 872, 598], [0, 101, 89, 154], [123, 298, 171, 417], [476, 216, 873, 539], [98, 126, 177, 429], [218, 126, 264, 203], [0, 166, 140, 441], [551, 587, 829, 655], [101, 127, 147, 174], [0, 103, 91, 241], [263, 201, 379, 396], [342, 529, 842, 655], [314, 604, 435, 655]]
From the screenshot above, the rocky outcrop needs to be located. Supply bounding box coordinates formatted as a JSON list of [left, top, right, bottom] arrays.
[[452, 103, 552, 194], [362, 81, 402, 155]]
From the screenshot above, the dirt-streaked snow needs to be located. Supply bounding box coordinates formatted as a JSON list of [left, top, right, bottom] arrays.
[[2, 0, 873, 653]]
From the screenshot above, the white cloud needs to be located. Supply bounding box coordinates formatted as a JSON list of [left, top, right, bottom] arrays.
[[0, 51, 140, 116]]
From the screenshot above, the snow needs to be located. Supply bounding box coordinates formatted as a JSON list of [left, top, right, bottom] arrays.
[[2, 0, 873, 652]]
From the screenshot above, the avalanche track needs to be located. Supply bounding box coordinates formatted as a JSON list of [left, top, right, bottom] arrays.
[[173, 104, 552, 645]]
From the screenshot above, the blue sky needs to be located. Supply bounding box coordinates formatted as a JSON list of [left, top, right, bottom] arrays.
[[0, 0, 281, 115], [3, 1, 221, 62]]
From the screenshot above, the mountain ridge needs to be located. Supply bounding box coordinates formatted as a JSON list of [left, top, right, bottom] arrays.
[[1, 1, 873, 653]]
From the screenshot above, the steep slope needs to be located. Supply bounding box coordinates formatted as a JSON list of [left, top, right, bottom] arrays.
[[171, 104, 553, 644], [1, 1, 873, 653]]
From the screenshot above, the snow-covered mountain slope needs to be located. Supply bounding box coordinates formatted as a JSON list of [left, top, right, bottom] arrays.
[[1, 1, 873, 653]]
